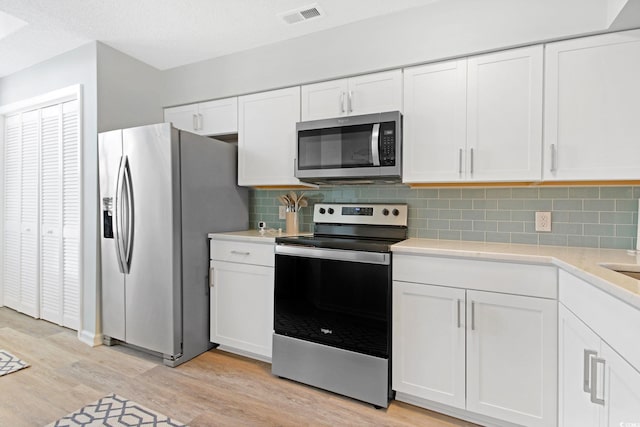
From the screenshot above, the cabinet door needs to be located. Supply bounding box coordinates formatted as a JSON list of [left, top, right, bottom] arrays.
[[392, 281, 466, 409], [210, 260, 274, 359], [467, 46, 543, 182], [3, 114, 21, 311], [601, 342, 640, 426], [466, 290, 557, 427], [238, 86, 303, 186], [402, 60, 467, 183], [347, 69, 403, 116], [301, 78, 348, 121], [164, 104, 198, 132], [558, 304, 601, 427], [198, 97, 238, 136], [544, 29, 640, 180]]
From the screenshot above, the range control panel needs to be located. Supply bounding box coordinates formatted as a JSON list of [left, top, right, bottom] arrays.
[[313, 203, 408, 227]]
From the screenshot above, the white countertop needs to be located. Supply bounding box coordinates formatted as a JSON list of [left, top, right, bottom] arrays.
[[208, 229, 311, 243], [392, 238, 640, 310]]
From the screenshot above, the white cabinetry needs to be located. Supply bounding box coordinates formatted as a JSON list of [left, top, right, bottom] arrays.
[[393, 253, 557, 427], [164, 97, 238, 136], [301, 70, 402, 121], [238, 86, 308, 187], [559, 271, 640, 425], [403, 46, 543, 183], [544, 29, 640, 180], [209, 238, 274, 361]]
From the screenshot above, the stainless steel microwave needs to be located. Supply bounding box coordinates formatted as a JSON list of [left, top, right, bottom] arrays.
[[295, 111, 402, 184]]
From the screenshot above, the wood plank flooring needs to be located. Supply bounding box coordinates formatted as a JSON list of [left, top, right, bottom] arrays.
[[0, 307, 477, 426]]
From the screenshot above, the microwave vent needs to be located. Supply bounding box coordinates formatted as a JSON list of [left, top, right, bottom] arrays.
[[279, 4, 323, 25]]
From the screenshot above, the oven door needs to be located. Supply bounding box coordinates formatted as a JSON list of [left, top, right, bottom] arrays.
[[274, 245, 391, 358]]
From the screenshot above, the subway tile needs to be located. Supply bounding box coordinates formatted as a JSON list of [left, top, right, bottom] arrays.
[[553, 200, 583, 211], [569, 187, 599, 199], [524, 222, 536, 233], [486, 232, 510, 243], [360, 188, 379, 198], [417, 189, 439, 198], [486, 188, 512, 199], [410, 198, 429, 209], [462, 210, 486, 220], [439, 189, 462, 199], [523, 199, 553, 210], [428, 219, 450, 229], [451, 199, 473, 209], [540, 187, 568, 199], [440, 210, 462, 220], [428, 199, 450, 209], [439, 230, 461, 240], [498, 199, 524, 210], [584, 224, 615, 236], [487, 210, 511, 221], [512, 188, 539, 199], [600, 212, 634, 224], [552, 223, 583, 235], [461, 188, 486, 199], [417, 229, 439, 239], [568, 211, 599, 223], [474, 220, 498, 232], [634, 187, 640, 199], [616, 224, 637, 238], [377, 188, 397, 199], [584, 200, 614, 212], [600, 236, 634, 250], [616, 199, 639, 212], [473, 199, 497, 210], [511, 211, 533, 221], [461, 231, 486, 241], [396, 187, 414, 199], [511, 233, 539, 245], [539, 234, 568, 246], [451, 220, 473, 231], [600, 186, 633, 199], [409, 218, 428, 229], [498, 221, 524, 233], [568, 235, 599, 248], [418, 208, 439, 219]]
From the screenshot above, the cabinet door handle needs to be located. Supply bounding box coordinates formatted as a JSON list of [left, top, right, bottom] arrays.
[[209, 267, 214, 288], [458, 148, 463, 175], [471, 301, 475, 331], [340, 92, 345, 114], [231, 250, 250, 255], [470, 148, 474, 175], [193, 114, 198, 131], [590, 356, 606, 406], [347, 90, 353, 113], [550, 144, 557, 172], [198, 113, 203, 131], [583, 349, 598, 393], [457, 299, 462, 328]]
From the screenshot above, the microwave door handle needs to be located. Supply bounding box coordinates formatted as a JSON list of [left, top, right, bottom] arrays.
[[371, 123, 381, 166]]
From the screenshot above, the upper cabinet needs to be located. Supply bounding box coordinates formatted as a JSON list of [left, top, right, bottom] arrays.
[[238, 86, 309, 187], [301, 69, 402, 121], [164, 97, 238, 136], [544, 29, 640, 181], [403, 46, 543, 183]]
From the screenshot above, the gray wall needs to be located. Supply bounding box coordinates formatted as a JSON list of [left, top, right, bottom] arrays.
[[162, 0, 607, 106], [96, 42, 163, 132], [0, 42, 100, 342]]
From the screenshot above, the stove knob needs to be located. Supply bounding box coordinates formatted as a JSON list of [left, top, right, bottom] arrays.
[[328, 208, 334, 214], [319, 208, 326, 214], [382, 208, 389, 216], [392, 208, 400, 216]]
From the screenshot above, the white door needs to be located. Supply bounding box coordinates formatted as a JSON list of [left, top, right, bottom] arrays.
[[466, 46, 543, 182], [347, 70, 403, 116], [3, 114, 22, 311], [210, 260, 274, 359], [544, 29, 640, 180], [301, 78, 348, 121], [164, 104, 198, 132], [558, 304, 601, 427], [402, 59, 467, 183], [601, 342, 640, 426], [392, 281, 466, 409], [466, 290, 557, 427], [198, 97, 238, 136], [238, 86, 303, 187]]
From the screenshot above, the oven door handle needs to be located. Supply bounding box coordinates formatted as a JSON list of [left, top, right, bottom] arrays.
[[275, 244, 391, 265]]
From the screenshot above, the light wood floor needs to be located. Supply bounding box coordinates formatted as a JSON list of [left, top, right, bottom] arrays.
[[0, 307, 477, 426]]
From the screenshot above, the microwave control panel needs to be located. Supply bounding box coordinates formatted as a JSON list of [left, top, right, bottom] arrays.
[[380, 122, 396, 166]]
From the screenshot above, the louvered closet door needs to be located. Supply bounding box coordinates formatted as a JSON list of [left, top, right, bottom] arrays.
[[3, 114, 21, 310], [40, 104, 62, 324], [19, 110, 40, 318]]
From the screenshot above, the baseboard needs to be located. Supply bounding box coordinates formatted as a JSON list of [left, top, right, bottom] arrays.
[[78, 329, 103, 347]]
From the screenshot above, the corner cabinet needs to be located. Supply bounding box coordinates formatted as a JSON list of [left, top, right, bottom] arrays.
[[544, 29, 640, 181], [403, 45, 543, 183], [209, 237, 275, 361], [164, 97, 238, 136], [301, 69, 402, 121], [392, 253, 558, 427], [238, 86, 308, 187]]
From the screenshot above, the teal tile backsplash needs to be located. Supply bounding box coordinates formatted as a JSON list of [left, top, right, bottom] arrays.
[[249, 186, 640, 250]]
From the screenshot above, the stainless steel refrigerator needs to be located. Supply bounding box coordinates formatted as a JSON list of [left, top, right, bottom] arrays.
[[98, 123, 248, 367]]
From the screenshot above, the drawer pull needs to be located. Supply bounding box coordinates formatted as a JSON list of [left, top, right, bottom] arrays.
[[583, 349, 598, 393], [590, 356, 606, 406], [209, 267, 214, 288], [230, 250, 250, 255]]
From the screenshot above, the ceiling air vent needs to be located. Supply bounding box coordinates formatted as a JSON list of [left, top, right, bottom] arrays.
[[279, 4, 324, 25]]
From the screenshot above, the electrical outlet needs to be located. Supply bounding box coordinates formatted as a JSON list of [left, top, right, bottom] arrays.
[[279, 205, 286, 220], [258, 221, 266, 230], [535, 211, 552, 232]]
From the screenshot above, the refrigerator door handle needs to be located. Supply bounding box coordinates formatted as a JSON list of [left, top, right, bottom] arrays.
[[122, 156, 134, 273], [114, 156, 127, 273]]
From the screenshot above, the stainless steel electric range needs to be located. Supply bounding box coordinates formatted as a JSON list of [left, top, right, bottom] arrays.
[[272, 202, 408, 408]]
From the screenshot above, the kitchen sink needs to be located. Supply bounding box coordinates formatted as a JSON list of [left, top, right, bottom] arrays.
[[599, 263, 640, 280]]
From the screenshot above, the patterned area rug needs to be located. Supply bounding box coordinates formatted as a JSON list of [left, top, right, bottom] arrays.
[[46, 393, 187, 427], [0, 349, 29, 377]]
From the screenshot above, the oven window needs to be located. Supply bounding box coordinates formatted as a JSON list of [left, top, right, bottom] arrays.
[[274, 254, 391, 358], [298, 124, 374, 169]]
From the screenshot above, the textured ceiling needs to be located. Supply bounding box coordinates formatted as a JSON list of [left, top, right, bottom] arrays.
[[0, 0, 436, 77]]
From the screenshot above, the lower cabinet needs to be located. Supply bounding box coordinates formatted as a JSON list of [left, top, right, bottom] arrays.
[[393, 259, 558, 427], [209, 239, 275, 361], [559, 304, 640, 426]]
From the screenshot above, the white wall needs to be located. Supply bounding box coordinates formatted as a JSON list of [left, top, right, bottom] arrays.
[[96, 42, 163, 132], [610, 0, 640, 29], [162, 0, 608, 107], [0, 42, 100, 344]]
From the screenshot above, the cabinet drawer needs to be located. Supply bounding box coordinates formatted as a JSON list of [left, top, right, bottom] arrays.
[[393, 254, 557, 299], [210, 239, 274, 267]]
